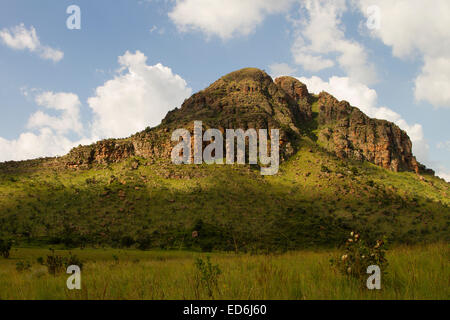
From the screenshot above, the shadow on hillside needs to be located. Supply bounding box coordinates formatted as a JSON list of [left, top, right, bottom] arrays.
[[0, 159, 448, 252]]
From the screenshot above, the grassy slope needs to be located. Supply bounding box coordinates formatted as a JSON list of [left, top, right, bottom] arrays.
[[0, 135, 448, 251], [0, 244, 448, 299]]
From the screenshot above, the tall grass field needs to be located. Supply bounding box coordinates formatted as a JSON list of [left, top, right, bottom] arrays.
[[0, 243, 448, 300]]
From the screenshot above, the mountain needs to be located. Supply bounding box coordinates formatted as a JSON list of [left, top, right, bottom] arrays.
[[62, 68, 427, 173], [0, 68, 448, 251]]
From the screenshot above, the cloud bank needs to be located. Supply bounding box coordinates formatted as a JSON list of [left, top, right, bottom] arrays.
[[292, 0, 376, 84], [169, 0, 293, 39], [88, 50, 192, 139], [357, 0, 450, 108], [0, 23, 63, 62], [0, 51, 191, 162]]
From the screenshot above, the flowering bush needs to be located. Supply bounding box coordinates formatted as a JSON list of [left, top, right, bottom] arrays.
[[331, 231, 388, 280]]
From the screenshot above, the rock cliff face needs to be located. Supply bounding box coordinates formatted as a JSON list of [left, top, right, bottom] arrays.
[[315, 92, 421, 173], [65, 140, 135, 168], [61, 68, 430, 174], [274, 76, 312, 122]]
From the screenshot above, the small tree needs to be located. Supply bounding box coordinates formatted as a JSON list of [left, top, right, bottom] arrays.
[[194, 256, 221, 298], [0, 239, 12, 259], [16, 260, 32, 272], [37, 249, 83, 275]]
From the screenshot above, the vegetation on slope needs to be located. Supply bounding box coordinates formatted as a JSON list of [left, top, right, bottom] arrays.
[[0, 136, 448, 252]]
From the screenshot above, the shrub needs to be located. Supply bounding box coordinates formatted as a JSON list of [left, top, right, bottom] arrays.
[[120, 236, 135, 248], [331, 231, 388, 283], [16, 260, 32, 272], [44, 251, 66, 275], [66, 252, 84, 270], [194, 256, 221, 298], [0, 239, 12, 258], [38, 249, 83, 275], [199, 240, 214, 253], [136, 234, 152, 250], [367, 180, 375, 187]]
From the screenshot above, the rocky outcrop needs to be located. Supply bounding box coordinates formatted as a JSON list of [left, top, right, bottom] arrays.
[[274, 76, 312, 122], [60, 68, 430, 175], [162, 68, 304, 134], [315, 92, 421, 173], [161, 68, 306, 160], [64, 140, 135, 168]]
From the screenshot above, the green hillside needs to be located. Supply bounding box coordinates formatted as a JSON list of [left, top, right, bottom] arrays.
[[0, 136, 448, 252]]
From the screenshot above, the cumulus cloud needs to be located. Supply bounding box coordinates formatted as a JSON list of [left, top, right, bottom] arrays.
[[357, 0, 450, 107], [0, 51, 191, 162], [0, 129, 91, 163], [297, 75, 429, 163], [291, 0, 376, 84], [0, 23, 39, 51], [268, 63, 298, 78], [168, 0, 375, 83], [88, 50, 192, 139], [0, 23, 63, 62], [39, 46, 64, 62], [436, 170, 450, 183], [168, 0, 293, 39], [0, 90, 88, 162], [298, 75, 377, 108], [28, 92, 83, 135], [414, 57, 450, 107]]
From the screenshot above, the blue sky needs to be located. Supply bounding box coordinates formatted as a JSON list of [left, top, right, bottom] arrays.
[[0, 0, 449, 180]]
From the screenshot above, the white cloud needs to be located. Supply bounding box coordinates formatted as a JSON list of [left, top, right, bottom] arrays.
[[0, 23, 63, 62], [39, 46, 64, 62], [291, 0, 376, 84], [28, 92, 83, 135], [0, 23, 39, 51], [436, 170, 450, 183], [168, 0, 293, 39], [297, 75, 429, 163], [297, 75, 377, 108], [0, 50, 192, 162], [0, 128, 80, 162], [268, 63, 298, 78], [357, 0, 450, 107], [414, 57, 450, 107], [88, 50, 192, 139], [0, 91, 88, 162]]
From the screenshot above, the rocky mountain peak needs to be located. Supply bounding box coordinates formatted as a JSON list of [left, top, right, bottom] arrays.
[[62, 68, 432, 176]]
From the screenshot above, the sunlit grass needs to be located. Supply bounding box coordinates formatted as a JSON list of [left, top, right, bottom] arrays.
[[0, 243, 448, 300]]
